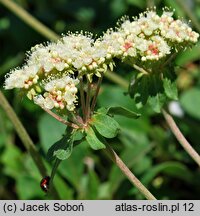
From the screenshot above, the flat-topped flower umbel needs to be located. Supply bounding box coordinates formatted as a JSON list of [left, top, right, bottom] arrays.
[[4, 8, 199, 113]]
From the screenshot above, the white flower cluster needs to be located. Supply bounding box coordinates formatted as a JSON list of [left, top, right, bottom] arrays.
[[34, 76, 79, 111], [4, 65, 39, 90], [4, 8, 199, 112], [4, 33, 114, 90], [99, 9, 199, 62]]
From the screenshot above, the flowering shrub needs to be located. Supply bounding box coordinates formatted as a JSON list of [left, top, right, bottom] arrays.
[[4, 8, 199, 192]]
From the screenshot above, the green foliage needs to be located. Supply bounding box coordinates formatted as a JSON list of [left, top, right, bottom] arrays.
[[1, 145, 23, 178], [180, 88, 200, 119], [141, 162, 193, 186], [148, 93, 167, 113], [38, 114, 66, 152], [86, 126, 106, 150], [163, 77, 178, 100], [47, 130, 74, 161], [129, 69, 178, 112], [16, 175, 44, 199], [176, 42, 200, 65], [53, 149, 72, 161], [92, 113, 120, 138]]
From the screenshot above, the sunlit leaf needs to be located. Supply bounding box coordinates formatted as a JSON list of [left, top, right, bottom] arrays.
[[92, 113, 120, 138], [86, 126, 106, 150]]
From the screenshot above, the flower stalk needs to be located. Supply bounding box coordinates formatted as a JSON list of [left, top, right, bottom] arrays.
[[104, 143, 156, 200], [79, 78, 86, 117], [85, 80, 92, 122], [162, 109, 200, 167], [41, 107, 79, 129], [91, 75, 103, 114]]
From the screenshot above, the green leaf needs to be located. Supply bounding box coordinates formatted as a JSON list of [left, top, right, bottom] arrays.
[[142, 162, 193, 186], [150, 74, 164, 96], [92, 113, 120, 138], [58, 144, 88, 190], [16, 175, 44, 199], [96, 107, 108, 115], [54, 148, 73, 160], [162, 68, 178, 100], [98, 85, 151, 133], [163, 77, 178, 100], [129, 75, 150, 108], [79, 170, 100, 199], [129, 73, 168, 112], [176, 42, 200, 66], [180, 88, 200, 119], [148, 93, 166, 113], [38, 113, 66, 152], [47, 130, 74, 161], [107, 106, 141, 119], [1, 145, 23, 178], [86, 126, 106, 150], [53, 175, 73, 199]]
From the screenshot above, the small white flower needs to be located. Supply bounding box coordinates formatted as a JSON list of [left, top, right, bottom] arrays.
[[35, 76, 79, 111]]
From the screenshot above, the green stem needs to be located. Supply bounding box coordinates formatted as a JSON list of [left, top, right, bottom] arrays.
[[133, 64, 149, 75], [175, 0, 200, 33], [42, 107, 79, 129], [104, 72, 200, 168], [85, 79, 91, 122], [104, 144, 156, 200], [0, 91, 60, 199], [162, 109, 200, 167], [90, 74, 103, 114], [0, 0, 59, 40], [79, 78, 86, 118], [48, 159, 61, 196], [50, 159, 61, 181]]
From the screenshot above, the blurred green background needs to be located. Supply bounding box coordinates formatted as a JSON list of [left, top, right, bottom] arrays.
[[0, 0, 200, 200]]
